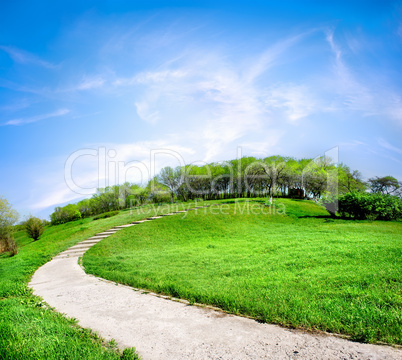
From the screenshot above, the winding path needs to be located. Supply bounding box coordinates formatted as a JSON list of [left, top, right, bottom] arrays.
[[29, 207, 401, 360]]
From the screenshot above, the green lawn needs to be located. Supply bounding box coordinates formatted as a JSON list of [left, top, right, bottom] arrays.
[[83, 199, 402, 345], [1, 201, 201, 359]]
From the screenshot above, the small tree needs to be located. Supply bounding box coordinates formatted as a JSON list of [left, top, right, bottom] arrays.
[[338, 164, 367, 194], [0, 196, 19, 255], [368, 176, 400, 195], [158, 166, 183, 202], [25, 216, 45, 241], [50, 204, 81, 225]]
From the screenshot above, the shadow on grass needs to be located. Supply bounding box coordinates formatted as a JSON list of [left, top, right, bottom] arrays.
[[298, 215, 334, 219], [297, 215, 395, 222]]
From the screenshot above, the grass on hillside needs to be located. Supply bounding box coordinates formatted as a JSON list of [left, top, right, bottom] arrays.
[[83, 198, 402, 345], [1, 201, 201, 359]]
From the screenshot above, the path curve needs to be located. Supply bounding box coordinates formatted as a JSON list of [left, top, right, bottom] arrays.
[[29, 207, 401, 360]]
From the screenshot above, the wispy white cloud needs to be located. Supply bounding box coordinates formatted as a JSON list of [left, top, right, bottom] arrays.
[[238, 132, 285, 157], [29, 139, 196, 212], [383, 93, 402, 126], [338, 140, 367, 148], [397, 22, 402, 39], [326, 30, 342, 63], [324, 28, 402, 125], [134, 101, 160, 124], [377, 138, 402, 155], [244, 31, 311, 83], [3, 108, 70, 126], [0, 45, 57, 69], [325, 29, 367, 101], [114, 70, 187, 86], [0, 98, 33, 112], [110, 32, 325, 159], [0, 78, 51, 96], [77, 76, 105, 90], [130, 64, 265, 159], [31, 185, 84, 210], [264, 84, 318, 122]]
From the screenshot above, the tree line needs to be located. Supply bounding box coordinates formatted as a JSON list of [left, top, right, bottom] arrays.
[[2, 155, 400, 256], [49, 155, 401, 224], [1, 154, 401, 256]]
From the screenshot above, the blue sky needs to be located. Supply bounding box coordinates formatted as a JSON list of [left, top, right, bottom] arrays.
[[1, 0, 401, 219]]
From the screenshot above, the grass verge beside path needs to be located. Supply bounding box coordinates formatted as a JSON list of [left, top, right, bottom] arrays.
[[83, 199, 402, 346], [1, 201, 202, 359]]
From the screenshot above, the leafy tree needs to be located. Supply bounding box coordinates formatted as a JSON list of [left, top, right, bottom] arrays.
[[301, 156, 338, 199], [158, 166, 183, 202], [77, 198, 93, 218], [185, 164, 211, 200], [263, 156, 287, 201], [368, 176, 400, 195], [132, 187, 149, 206], [338, 192, 401, 220], [50, 204, 81, 225], [146, 176, 170, 204], [245, 160, 268, 198], [0, 196, 19, 255], [338, 164, 367, 194], [25, 216, 45, 241], [0, 196, 19, 239]]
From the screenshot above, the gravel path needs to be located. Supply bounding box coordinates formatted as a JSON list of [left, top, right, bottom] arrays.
[[29, 212, 401, 360]]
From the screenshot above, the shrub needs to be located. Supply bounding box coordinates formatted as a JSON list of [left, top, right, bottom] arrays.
[[77, 198, 93, 218], [0, 197, 19, 255], [121, 347, 141, 360], [149, 191, 171, 204], [4, 235, 18, 256], [0, 235, 18, 256], [50, 204, 81, 225], [92, 210, 119, 221], [319, 193, 338, 217], [125, 195, 139, 208], [0, 196, 19, 241], [25, 216, 45, 241], [338, 192, 402, 220]]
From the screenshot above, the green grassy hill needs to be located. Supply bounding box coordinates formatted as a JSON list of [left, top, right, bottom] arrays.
[[0, 202, 198, 359], [1, 198, 401, 359], [83, 198, 402, 345]]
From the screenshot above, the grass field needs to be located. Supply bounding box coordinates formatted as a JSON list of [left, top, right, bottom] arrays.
[[83, 198, 402, 345], [0, 201, 202, 359]]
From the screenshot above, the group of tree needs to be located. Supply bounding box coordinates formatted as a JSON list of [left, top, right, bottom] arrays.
[[50, 182, 168, 225], [48, 155, 401, 224], [0, 196, 46, 255], [157, 156, 369, 201], [1, 155, 401, 251]]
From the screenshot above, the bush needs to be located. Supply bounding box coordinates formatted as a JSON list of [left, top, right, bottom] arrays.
[[121, 347, 141, 360], [0, 196, 19, 241], [320, 193, 338, 217], [50, 204, 81, 225], [0, 197, 19, 255], [149, 191, 171, 204], [338, 192, 402, 220], [0, 235, 18, 256], [125, 195, 139, 208], [25, 216, 45, 241], [92, 210, 119, 221]]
